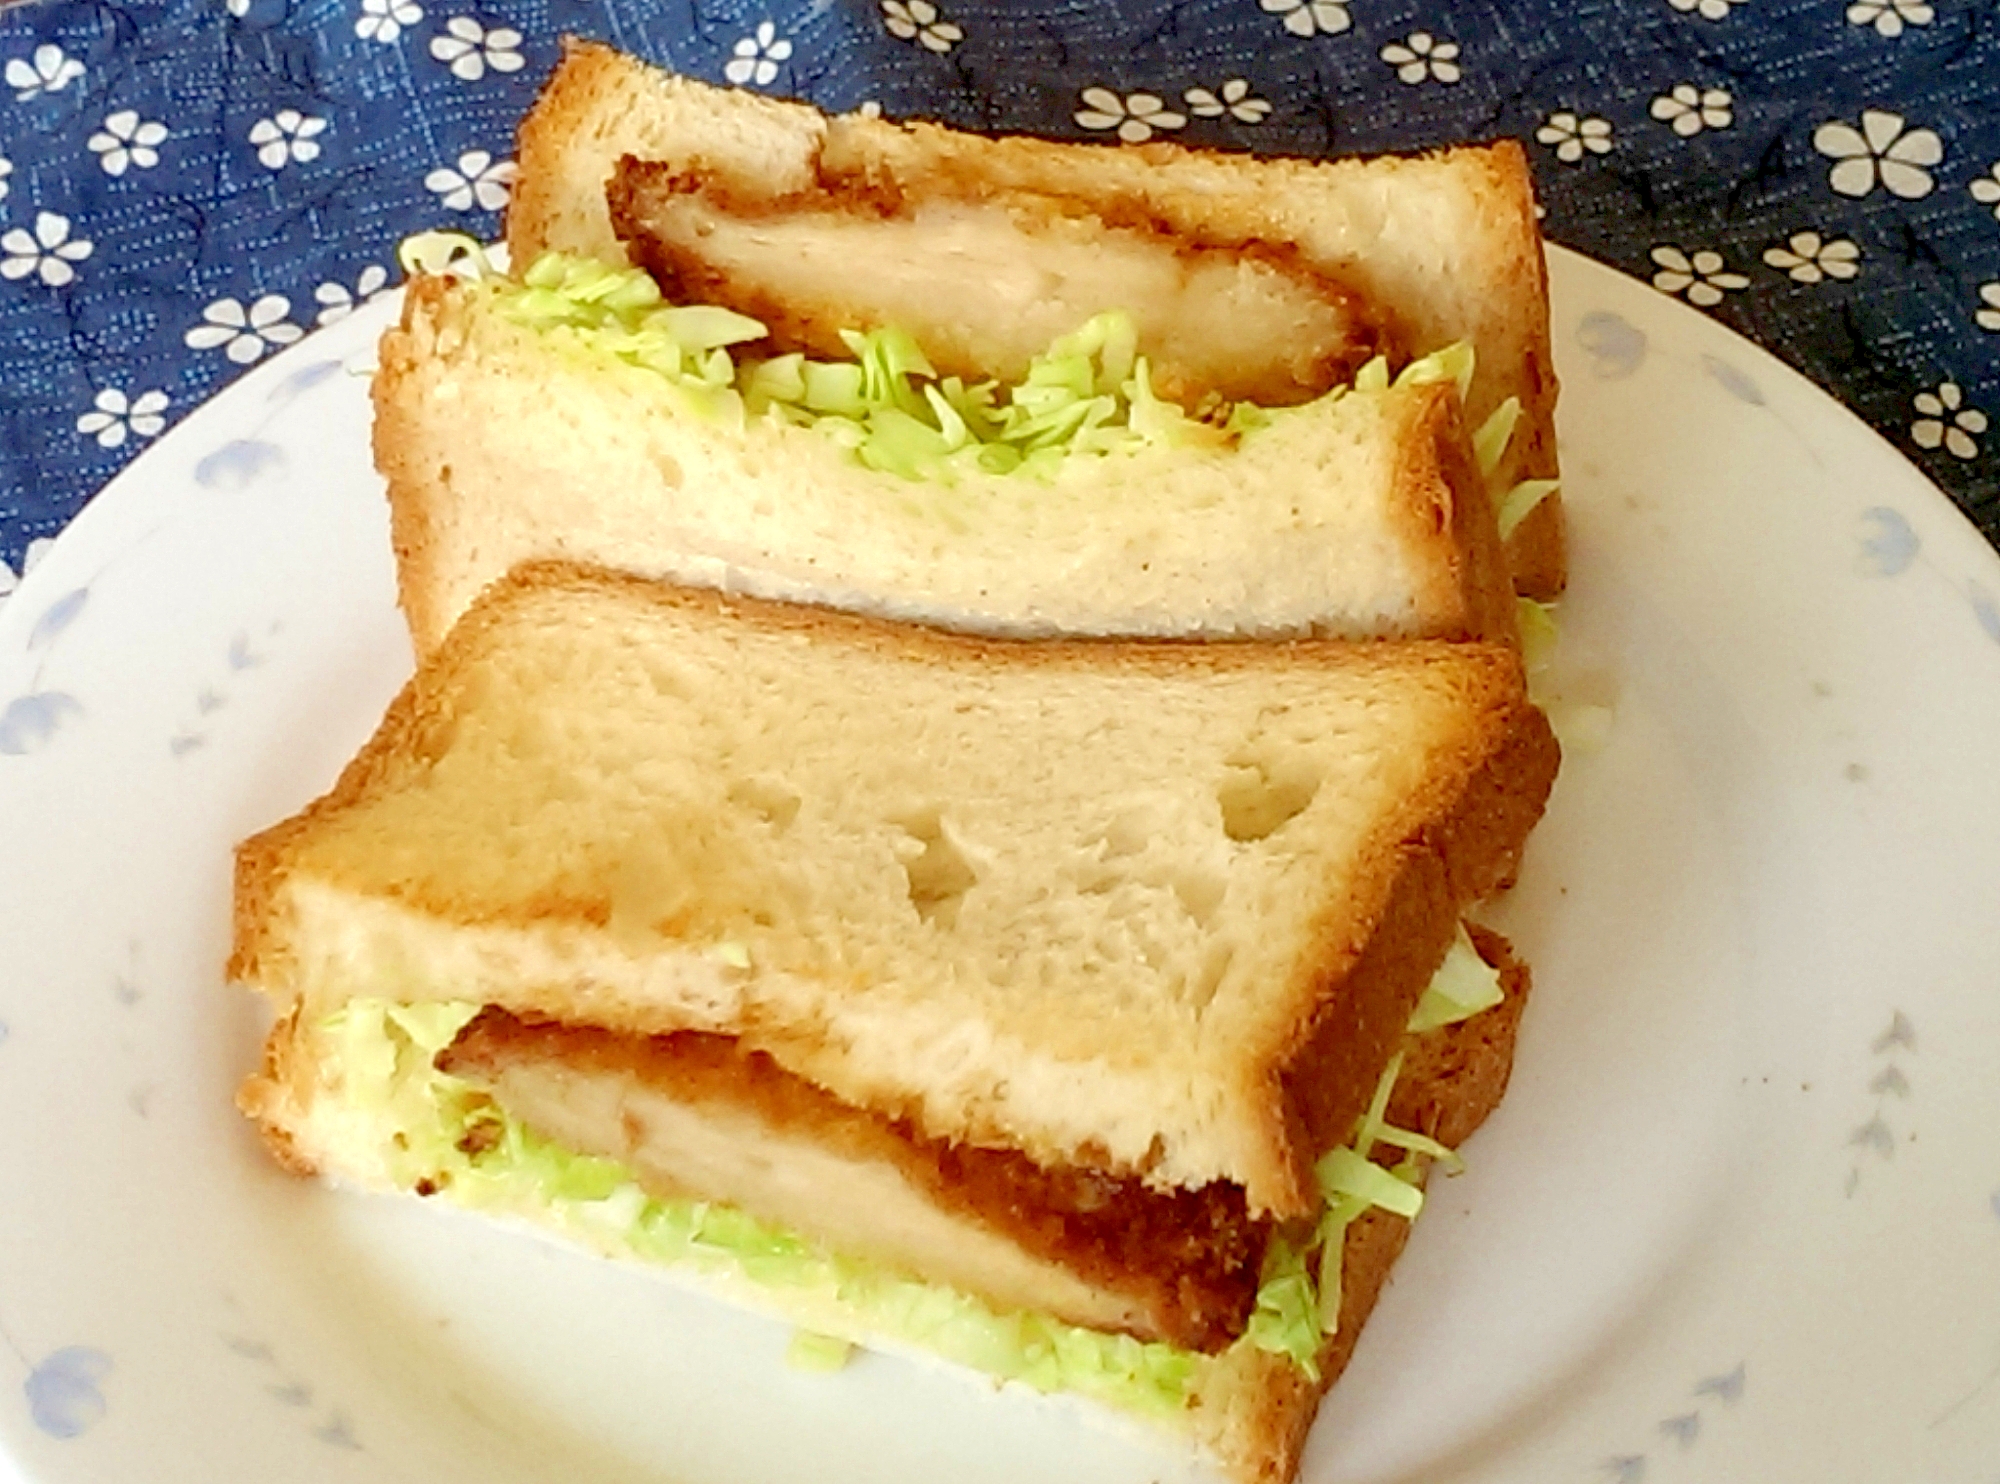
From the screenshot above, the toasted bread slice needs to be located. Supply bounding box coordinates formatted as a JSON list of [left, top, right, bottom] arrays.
[[506, 40, 1564, 595], [373, 271, 1515, 656], [231, 563, 1556, 1218]]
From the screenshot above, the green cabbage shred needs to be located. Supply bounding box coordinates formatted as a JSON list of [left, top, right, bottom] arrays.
[[396, 229, 490, 281], [1244, 1237, 1323, 1379], [482, 250, 1476, 486], [1473, 396, 1522, 478], [785, 1330, 856, 1372], [1497, 477, 1560, 538], [1408, 923, 1505, 1034]]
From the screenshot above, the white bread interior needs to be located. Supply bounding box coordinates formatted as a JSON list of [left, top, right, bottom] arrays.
[[373, 274, 1514, 656]]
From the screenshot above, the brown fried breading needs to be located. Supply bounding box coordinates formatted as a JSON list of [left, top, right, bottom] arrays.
[[606, 153, 1397, 409]]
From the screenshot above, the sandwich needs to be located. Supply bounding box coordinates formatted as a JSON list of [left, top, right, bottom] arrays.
[[231, 562, 1560, 1484], [508, 41, 1564, 593], [372, 42, 1562, 656]]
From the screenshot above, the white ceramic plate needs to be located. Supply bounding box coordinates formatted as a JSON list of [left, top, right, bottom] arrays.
[[1, 248, 1997, 1484]]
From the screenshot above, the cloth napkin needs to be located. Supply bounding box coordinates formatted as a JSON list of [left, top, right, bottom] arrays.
[[0, 0, 1995, 588]]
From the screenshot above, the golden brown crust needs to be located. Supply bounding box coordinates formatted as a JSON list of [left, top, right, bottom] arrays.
[[506, 37, 644, 268], [1482, 144, 1565, 600], [369, 274, 459, 654], [1198, 932, 1531, 1484], [1451, 139, 1560, 535], [1506, 497, 1569, 601], [1387, 382, 1518, 644], [234, 1001, 321, 1177], [1250, 676, 1554, 1215]]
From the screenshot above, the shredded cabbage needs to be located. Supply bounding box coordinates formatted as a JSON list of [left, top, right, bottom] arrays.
[[1497, 477, 1560, 538], [1473, 396, 1522, 478], [490, 252, 1229, 477], [482, 250, 1479, 488], [1409, 923, 1505, 1033], [1242, 938, 1506, 1371], [1244, 1237, 1322, 1378], [785, 1330, 856, 1372], [1394, 340, 1477, 404], [1512, 596, 1616, 750], [1548, 699, 1615, 753], [397, 229, 490, 281], [1245, 1059, 1436, 1369], [1517, 596, 1559, 679]]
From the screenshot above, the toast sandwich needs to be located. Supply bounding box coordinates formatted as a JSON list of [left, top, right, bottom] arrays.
[[371, 42, 1562, 656]]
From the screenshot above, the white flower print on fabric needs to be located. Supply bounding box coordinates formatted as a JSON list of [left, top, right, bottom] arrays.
[[357, 0, 422, 42], [0, 156, 11, 205], [0, 537, 55, 603], [185, 295, 303, 364], [430, 17, 524, 81], [853, 100, 883, 119], [225, 0, 252, 15], [88, 112, 168, 176], [1, 214, 92, 288], [425, 149, 516, 211], [1184, 80, 1271, 123], [1259, 0, 1349, 39], [881, 1, 962, 53], [1911, 382, 1986, 460], [1846, 0, 1931, 35], [1380, 33, 1460, 84], [1667, 0, 1745, 18], [1536, 111, 1612, 163], [1813, 110, 1941, 200], [76, 388, 168, 449], [1763, 232, 1860, 284], [1075, 89, 1187, 144], [250, 110, 328, 170], [1972, 164, 2000, 221], [314, 265, 390, 325], [1976, 284, 2000, 333], [724, 22, 791, 87], [1650, 245, 1750, 306], [6, 44, 84, 101], [1650, 84, 1731, 136]]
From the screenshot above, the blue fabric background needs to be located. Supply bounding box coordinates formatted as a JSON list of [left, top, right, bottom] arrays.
[[1, 0, 1996, 581]]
